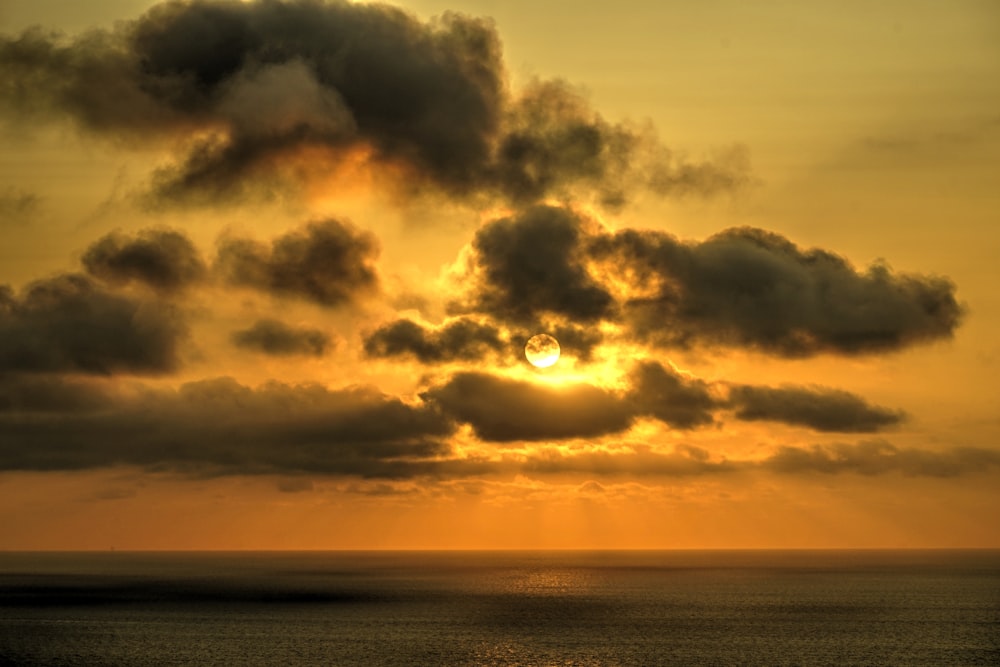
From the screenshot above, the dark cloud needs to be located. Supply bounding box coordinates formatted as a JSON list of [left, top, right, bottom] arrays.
[[422, 372, 633, 442], [0, 375, 113, 413], [420, 361, 715, 442], [363, 317, 602, 366], [0, 369, 993, 480], [595, 226, 963, 356], [215, 218, 378, 306], [544, 323, 603, 362], [0, 274, 185, 374], [82, 227, 207, 292], [231, 318, 332, 357], [764, 440, 1000, 478], [456, 205, 614, 324], [0, 1, 746, 205], [729, 385, 904, 433], [424, 361, 900, 442], [627, 361, 717, 429], [0, 377, 454, 477], [454, 205, 962, 357], [489, 81, 748, 207], [364, 317, 505, 363]]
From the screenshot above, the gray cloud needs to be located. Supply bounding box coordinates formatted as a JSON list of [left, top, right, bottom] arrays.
[[0, 274, 185, 375], [0, 377, 454, 477], [489, 81, 748, 206], [0, 369, 993, 480], [0, 1, 747, 205], [421, 371, 633, 442], [729, 385, 904, 433], [454, 205, 962, 357], [231, 318, 332, 357], [215, 218, 378, 306], [421, 362, 718, 441], [364, 317, 603, 366], [764, 440, 1000, 478], [0, 375, 114, 413], [595, 225, 963, 356], [82, 227, 207, 293], [456, 206, 614, 324], [364, 317, 505, 363], [627, 361, 717, 429]]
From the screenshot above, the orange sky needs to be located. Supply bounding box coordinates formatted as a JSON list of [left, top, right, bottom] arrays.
[[1, 0, 998, 549]]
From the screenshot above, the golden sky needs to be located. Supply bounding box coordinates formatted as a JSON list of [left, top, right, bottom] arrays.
[[1, 0, 998, 549]]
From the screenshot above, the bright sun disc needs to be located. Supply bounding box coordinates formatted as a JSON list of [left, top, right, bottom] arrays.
[[525, 333, 560, 368]]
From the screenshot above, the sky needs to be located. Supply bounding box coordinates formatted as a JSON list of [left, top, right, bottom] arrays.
[[0, 0, 998, 550]]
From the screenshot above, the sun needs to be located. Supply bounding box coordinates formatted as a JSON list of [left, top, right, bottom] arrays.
[[525, 333, 560, 368]]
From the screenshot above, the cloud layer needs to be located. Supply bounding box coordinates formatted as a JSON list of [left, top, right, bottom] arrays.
[[0, 377, 453, 477]]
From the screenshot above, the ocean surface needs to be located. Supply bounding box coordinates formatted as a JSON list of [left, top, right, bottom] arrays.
[[0, 550, 997, 666]]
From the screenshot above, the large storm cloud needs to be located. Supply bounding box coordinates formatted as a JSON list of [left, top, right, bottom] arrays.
[[0, 0, 747, 204]]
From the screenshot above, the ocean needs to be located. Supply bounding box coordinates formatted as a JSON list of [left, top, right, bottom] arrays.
[[1, 550, 997, 666]]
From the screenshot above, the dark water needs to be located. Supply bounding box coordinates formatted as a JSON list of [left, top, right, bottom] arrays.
[[1, 550, 997, 666]]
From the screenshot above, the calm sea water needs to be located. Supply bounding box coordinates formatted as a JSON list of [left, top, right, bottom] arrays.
[[1, 550, 997, 666]]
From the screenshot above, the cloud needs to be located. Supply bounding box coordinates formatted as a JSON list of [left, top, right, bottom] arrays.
[[363, 316, 603, 365], [0, 370, 993, 480], [523, 444, 736, 477], [422, 372, 633, 442], [0, 377, 455, 477], [764, 440, 1000, 478], [0, 274, 185, 375], [231, 318, 332, 357], [627, 361, 717, 429], [728, 385, 904, 433], [0, 375, 114, 413], [215, 218, 378, 306], [453, 205, 962, 357], [0, 1, 747, 205], [454, 205, 614, 324], [421, 361, 718, 441], [520, 441, 1000, 479], [82, 227, 207, 293], [490, 80, 750, 207], [595, 225, 963, 356], [364, 317, 505, 363], [422, 360, 906, 441]]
